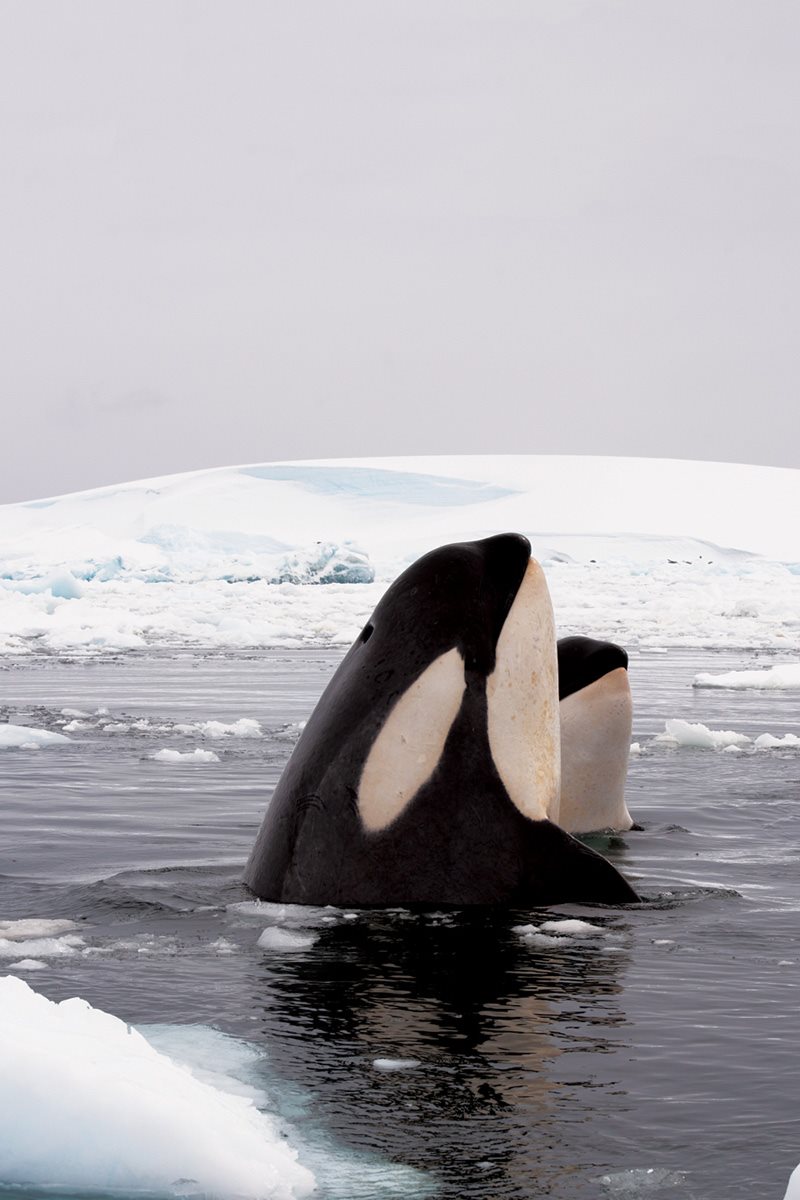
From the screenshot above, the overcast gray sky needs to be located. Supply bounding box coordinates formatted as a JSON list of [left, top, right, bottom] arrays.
[[1, 1, 798, 502]]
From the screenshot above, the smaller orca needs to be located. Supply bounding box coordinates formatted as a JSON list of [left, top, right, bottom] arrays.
[[557, 636, 635, 835], [244, 536, 638, 907]]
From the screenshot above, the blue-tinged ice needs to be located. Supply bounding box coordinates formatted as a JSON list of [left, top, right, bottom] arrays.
[[240, 463, 517, 506]]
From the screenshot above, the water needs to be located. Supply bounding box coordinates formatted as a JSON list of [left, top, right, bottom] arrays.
[[1, 647, 799, 1199]]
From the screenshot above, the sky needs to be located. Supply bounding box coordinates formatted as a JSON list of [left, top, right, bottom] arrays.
[[1, 0, 798, 503]]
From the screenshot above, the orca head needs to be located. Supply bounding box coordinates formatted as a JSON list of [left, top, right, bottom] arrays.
[[557, 635, 634, 835], [557, 635, 629, 701], [353, 533, 560, 833]]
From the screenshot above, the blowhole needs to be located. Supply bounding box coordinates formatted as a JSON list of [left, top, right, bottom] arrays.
[[361, 623, 374, 643]]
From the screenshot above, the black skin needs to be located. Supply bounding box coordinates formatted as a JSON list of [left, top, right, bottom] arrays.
[[244, 533, 639, 906], [557, 635, 629, 701]]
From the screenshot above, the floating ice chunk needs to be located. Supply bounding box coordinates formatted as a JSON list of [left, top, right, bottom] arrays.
[[629, 742, 642, 754], [655, 719, 751, 750], [198, 718, 263, 739], [786, 1165, 800, 1199], [539, 919, 605, 936], [694, 663, 800, 690], [0, 976, 315, 1198], [8, 959, 47, 970], [62, 719, 93, 732], [723, 744, 743, 754], [372, 1058, 421, 1072], [0, 933, 84, 958], [60, 707, 90, 718], [0, 919, 78, 941], [257, 927, 318, 952], [0, 724, 71, 749], [276, 541, 374, 585], [754, 732, 800, 749], [152, 747, 221, 763]]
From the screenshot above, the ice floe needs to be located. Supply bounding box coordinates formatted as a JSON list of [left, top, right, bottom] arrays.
[[655, 720, 751, 750], [257, 928, 319, 953], [0, 724, 71, 749], [754, 732, 800, 749], [512, 919, 612, 948], [0, 975, 314, 1198], [651, 720, 800, 752], [694, 663, 800, 690], [152, 747, 221, 763]]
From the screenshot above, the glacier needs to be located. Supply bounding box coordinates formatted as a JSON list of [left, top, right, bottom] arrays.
[[0, 454, 798, 657]]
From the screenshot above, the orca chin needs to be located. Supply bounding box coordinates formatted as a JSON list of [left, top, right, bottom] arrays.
[[244, 534, 639, 907]]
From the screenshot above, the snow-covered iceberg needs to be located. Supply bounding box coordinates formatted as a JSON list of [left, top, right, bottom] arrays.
[[1, 455, 798, 656], [0, 974, 315, 1199]]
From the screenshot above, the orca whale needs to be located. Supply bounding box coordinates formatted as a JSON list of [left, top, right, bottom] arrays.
[[557, 636, 635, 835], [244, 534, 638, 907]]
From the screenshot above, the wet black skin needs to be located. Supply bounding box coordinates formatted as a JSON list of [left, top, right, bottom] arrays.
[[557, 635, 629, 702], [244, 534, 639, 907]]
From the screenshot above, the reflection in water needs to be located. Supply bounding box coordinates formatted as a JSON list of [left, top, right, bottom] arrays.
[[255, 914, 631, 1198]]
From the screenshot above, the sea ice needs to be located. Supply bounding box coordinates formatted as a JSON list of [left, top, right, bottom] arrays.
[[257, 928, 319, 952], [694, 663, 800, 690], [754, 733, 800, 749], [0, 975, 314, 1198], [655, 720, 751, 750], [538, 919, 605, 935], [0, 724, 71, 749], [152, 747, 221, 763]]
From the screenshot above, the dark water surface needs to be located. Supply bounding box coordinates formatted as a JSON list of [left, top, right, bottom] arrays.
[[2, 648, 800, 1199]]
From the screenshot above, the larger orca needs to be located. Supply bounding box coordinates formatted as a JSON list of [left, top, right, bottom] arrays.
[[244, 534, 639, 907]]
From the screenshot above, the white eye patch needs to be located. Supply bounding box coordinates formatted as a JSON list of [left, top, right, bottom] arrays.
[[486, 558, 560, 823], [358, 647, 466, 833]]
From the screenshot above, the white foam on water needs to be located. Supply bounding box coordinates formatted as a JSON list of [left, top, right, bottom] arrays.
[[0, 975, 315, 1199]]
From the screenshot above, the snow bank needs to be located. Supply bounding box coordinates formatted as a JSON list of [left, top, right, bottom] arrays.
[[694, 663, 800, 690], [655, 720, 751, 750], [0, 975, 314, 1198], [0, 724, 71, 749], [1, 455, 799, 656]]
